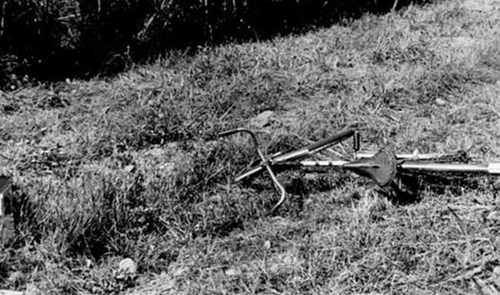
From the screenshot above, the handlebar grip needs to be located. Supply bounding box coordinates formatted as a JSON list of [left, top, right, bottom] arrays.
[[307, 129, 356, 152]]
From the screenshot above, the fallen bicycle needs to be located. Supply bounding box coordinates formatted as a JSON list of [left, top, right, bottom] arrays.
[[219, 128, 500, 214]]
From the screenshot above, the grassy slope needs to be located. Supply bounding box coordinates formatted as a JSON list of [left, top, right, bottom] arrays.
[[2, 0, 500, 294]]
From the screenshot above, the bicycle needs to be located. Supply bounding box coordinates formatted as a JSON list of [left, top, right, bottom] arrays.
[[219, 127, 500, 214]]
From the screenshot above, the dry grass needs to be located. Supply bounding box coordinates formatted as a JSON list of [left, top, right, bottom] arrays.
[[1, 0, 500, 294]]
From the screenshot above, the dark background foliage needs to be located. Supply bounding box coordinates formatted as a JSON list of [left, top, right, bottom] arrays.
[[0, 0, 430, 87]]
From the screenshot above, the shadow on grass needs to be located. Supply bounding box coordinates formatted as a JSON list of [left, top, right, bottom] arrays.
[[0, 0, 435, 86]]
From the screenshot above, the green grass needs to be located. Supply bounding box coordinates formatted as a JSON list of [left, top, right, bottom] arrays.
[[2, 0, 500, 294]]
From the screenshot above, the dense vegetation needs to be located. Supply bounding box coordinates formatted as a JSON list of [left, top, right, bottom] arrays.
[[0, 0, 429, 86]]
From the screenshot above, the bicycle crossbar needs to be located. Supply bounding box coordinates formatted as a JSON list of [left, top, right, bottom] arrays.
[[283, 160, 380, 168], [293, 160, 349, 167], [357, 152, 448, 160]]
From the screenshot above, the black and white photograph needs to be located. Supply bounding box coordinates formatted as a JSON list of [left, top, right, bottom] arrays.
[[1, 0, 500, 293]]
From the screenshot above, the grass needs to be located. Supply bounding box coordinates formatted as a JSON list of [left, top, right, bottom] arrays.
[[2, 0, 500, 294]]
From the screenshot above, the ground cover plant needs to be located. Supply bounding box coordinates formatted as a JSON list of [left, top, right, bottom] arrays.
[[1, 0, 500, 294]]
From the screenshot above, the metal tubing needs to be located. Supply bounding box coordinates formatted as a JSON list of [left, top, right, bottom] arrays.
[[400, 162, 500, 175], [295, 160, 349, 167], [219, 128, 287, 213], [356, 152, 447, 160]]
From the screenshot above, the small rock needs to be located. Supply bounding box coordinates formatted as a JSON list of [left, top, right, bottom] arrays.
[[225, 267, 242, 277], [263, 240, 271, 250], [435, 98, 447, 106], [116, 258, 138, 280], [250, 111, 275, 128], [124, 165, 135, 173]]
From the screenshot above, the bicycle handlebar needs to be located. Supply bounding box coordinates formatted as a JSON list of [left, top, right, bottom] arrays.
[[219, 127, 359, 214], [219, 128, 286, 214], [221, 128, 359, 182]]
